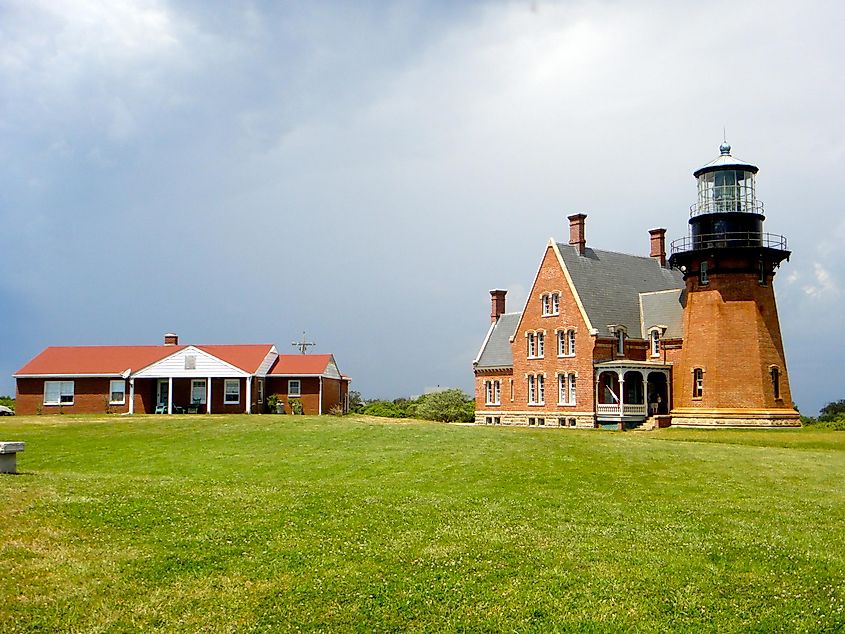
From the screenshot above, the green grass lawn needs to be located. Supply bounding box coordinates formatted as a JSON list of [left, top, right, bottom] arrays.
[[1, 415, 844, 633]]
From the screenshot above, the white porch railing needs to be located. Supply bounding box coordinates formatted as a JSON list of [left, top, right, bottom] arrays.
[[596, 403, 648, 417]]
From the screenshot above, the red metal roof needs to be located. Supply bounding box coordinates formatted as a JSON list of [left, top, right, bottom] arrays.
[[268, 354, 333, 376], [16, 344, 275, 376], [15, 346, 181, 376]]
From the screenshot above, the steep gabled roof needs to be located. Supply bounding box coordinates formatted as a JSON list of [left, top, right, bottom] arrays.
[[556, 243, 684, 336], [639, 289, 685, 338], [268, 354, 344, 378], [474, 313, 520, 370]]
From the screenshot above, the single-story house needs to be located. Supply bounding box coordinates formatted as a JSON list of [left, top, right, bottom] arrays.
[[14, 334, 350, 416]]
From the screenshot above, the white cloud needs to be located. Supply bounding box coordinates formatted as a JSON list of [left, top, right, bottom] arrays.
[[803, 262, 840, 299]]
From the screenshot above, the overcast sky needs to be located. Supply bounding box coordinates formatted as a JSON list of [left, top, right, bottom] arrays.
[[1, 0, 842, 414]]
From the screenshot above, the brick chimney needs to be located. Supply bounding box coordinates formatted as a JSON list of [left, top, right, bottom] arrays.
[[649, 228, 667, 267], [490, 290, 507, 323], [164, 333, 179, 346], [568, 213, 587, 255]]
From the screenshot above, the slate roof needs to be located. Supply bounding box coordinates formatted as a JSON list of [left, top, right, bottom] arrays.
[[639, 289, 685, 339], [475, 313, 520, 369], [556, 243, 684, 336]]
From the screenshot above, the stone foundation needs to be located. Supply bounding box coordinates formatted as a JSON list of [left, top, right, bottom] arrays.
[[669, 408, 801, 428], [475, 411, 596, 429]]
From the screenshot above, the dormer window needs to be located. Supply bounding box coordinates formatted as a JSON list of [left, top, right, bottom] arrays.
[[616, 330, 625, 356], [649, 329, 662, 357]]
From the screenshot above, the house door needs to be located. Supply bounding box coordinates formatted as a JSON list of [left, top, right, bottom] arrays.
[[157, 380, 169, 406]]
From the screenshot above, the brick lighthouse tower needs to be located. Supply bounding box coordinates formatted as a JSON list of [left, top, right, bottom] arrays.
[[668, 143, 800, 427]]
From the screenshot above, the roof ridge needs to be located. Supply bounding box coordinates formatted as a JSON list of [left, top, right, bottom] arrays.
[[556, 241, 662, 262]]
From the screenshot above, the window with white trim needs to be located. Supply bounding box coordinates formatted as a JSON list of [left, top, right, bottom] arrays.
[[536, 374, 545, 404], [700, 261, 709, 285], [527, 332, 544, 358], [191, 379, 207, 404], [288, 379, 301, 397], [541, 294, 551, 316], [693, 368, 704, 398], [557, 373, 577, 405], [528, 375, 536, 404], [257, 378, 265, 403], [537, 332, 544, 358], [109, 380, 126, 405], [551, 293, 560, 315], [567, 329, 575, 356], [224, 379, 240, 404], [616, 329, 625, 356], [650, 330, 661, 357], [485, 380, 501, 405], [44, 381, 74, 405], [527, 332, 536, 358]]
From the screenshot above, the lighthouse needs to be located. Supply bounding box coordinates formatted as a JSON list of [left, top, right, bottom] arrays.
[[668, 143, 800, 427]]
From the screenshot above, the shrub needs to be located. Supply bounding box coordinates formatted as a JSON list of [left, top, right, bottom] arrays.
[[362, 401, 406, 418], [820, 400, 845, 422], [0, 395, 14, 411], [289, 398, 304, 415], [415, 389, 475, 423], [328, 404, 345, 416]]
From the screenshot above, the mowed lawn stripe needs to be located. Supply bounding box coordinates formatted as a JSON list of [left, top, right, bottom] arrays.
[[1, 416, 843, 632]]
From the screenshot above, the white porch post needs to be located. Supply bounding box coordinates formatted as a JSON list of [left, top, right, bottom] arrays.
[[319, 377, 323, 415], [167, 377, 173, 415], [129, 378, 135, 415], [206, 378, 212, 414], [246, 377, 252, 414], [617, 371, 625, 419], [642, 371, 648, 415]]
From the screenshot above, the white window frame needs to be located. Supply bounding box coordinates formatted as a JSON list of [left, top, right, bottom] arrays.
[[224, 379, 241, 404], [485, 381, 493, 404], [616, 329, 625, 356], [567, 329, 576, 356], [528, 375, 536, 404], [485, 380, 501, 406], [650, 330, 661, 357], [551, 293, 560, 315], [288, 379, 301, 397], [541, 294, 551, 316], [191, 379, 207, 405], [558, 374, 567, 404], [693, 368, 704, 398], [527, 332, 536, 358], [568, 374, 576, 405], [109, 380, 126, 405], [44, 380, 74, 406], [257, 378, 265, 403], [537, 374, 545, 405], [700, 261, 709, 285], [537, 332, 544, 358]]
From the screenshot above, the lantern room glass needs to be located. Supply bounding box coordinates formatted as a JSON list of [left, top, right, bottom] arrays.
[[696, 170, 756, 214]]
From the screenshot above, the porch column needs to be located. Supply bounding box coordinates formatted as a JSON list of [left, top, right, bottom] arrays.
[[246, 377, 252, 414], [207, 378, 212, 414], [167, 377, 173, 415], [129, 378, 135, 415], [617, 371, 625, 419], [642, 372, 648, 415]]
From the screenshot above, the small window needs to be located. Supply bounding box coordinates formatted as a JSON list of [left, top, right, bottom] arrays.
[[693, 368, 704, 398], [509, 379, 514, 401], [288, 379, 301, 397], [184, 355, 196, 370], [224, 379, 240, 404], [616, 330, 625, 356], [485, 416, 493, 425], [568, 374, 576, 405], [759, 260, 767, 286], [528, 417, 536, 426], [191, 379, 207, 405], [494, 381, 501, 405], [538, 417, 545, 426], [257, 378, 265, 404], [569, 418, 577, 427], [558, 374, 567, 404], [551, 293, 560, 315], [537, 333, 544, 358], [771, 367, 781, 400], [493, 416, 500, 425], [700, 261, 709, 285], [109, 380, 126, 405], [537, 375, 545, 404], [650, 330, 661, 357], [567, 330, 576, 356], [44, 381, 74, 405], [528, 376, 536, 404], [558, 417, 566, 427], [541, 294, 551, 316], [527, 332, 536, 357]]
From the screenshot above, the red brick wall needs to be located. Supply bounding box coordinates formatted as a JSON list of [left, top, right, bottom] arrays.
[[265, 377, 322, 415], [672, 260, 795, 413], [16, 377, 131, 415], [507, 245, 597, 414]]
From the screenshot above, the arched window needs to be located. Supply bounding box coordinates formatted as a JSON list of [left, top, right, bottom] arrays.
[[770, 367, 781, 400], [693, 368, 704, 398], [567, 329, 576, 356]]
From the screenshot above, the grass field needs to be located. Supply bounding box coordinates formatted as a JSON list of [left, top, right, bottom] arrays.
[[1, 415, 844, 633]]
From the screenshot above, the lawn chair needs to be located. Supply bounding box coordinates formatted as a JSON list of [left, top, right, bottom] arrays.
[[154, 403, 167, 414]]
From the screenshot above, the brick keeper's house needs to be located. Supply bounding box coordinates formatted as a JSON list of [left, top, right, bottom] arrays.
[[473, 143, 800, 429], [15, 333, 350, 416]]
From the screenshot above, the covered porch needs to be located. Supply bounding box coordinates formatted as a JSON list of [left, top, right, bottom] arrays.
[[595, 361, 671, 428], [127, 376, 259, 415]]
